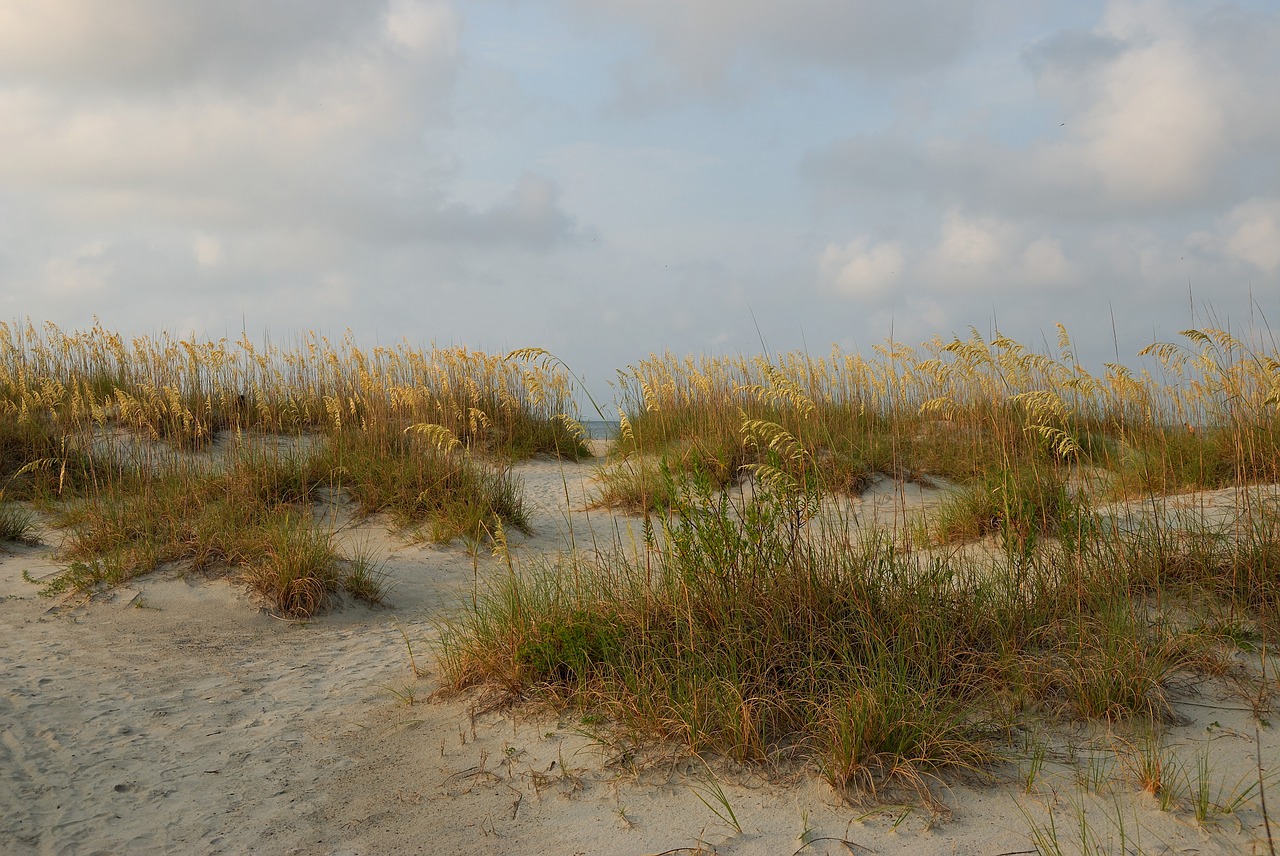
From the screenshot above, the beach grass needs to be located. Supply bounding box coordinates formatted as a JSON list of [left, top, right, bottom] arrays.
[[445, 323, 1280, 801], [5, 317, 1280, 803], [0, 320, 585, 614], [0, 500, 33, 543]]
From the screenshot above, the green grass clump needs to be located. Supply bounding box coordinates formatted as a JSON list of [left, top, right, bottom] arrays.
[[929, 463, 1088, 552], [32, 427, 525, 609], [43, 450, 340, 614], [0, 501, 33, 542], [443, 465, 1200, 796], [55, 451, 320, 572], [1110, 503, 1280, 629], [514, 610, 623, 684], [1032, 609, 1189, 721], [610, 396, 892, 510], [0, 414, 91, 500], [1111, 426, 1244, 495], [590, 457, 681, 513], [243, 517, 343, 618], [339, 541, 391, 606], [313, 424, 529, 542], [39, 423, 524, 611], [819, 663, 992, 798], [442, 391, 1258, 801]]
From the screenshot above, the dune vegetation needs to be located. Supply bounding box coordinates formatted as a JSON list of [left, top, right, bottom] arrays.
[[443, 324, 1280, 808], [0, 320, 587, 615], [4, 318, 1280, 817]]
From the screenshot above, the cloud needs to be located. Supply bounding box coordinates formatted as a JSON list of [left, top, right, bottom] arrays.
[[806, 1, 1280, 220], [1062, 41, 1225, 205], [192, 233, 223, 268], [799, 0, 1279, 366], [0, 0, 582, 304], [0, 1, 390, 90], [384, 0, 459, 56], [0, 3, 462, 222], [559, 0, 983, 101], [1024, 0, 1279, 211], [929, 211, 1010, 276], [1222, 198, 1280, 274], [820, 211, 1074, 301], [41, 239, 113, 297], [1020, 238, 1070, 284], [921, 211, 1075, 290], [819, 238, 904, 299], [428, 174, 581, 248]]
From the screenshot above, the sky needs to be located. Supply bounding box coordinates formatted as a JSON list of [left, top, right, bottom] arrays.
[[2, 0, 1279, 403]]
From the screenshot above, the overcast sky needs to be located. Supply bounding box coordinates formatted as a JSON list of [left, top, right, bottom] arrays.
[[3, 0, 1279, 402]]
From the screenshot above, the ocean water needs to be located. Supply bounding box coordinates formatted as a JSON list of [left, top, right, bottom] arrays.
[[581, 419, 620, 440]]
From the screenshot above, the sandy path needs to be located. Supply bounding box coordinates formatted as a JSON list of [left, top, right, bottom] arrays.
[[1, 457, 1276, 855], [1, 546, 448, 854]]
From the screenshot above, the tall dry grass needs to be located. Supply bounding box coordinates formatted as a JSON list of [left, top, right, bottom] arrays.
[[0, 320, 585, 456], [1, 320, 586, 614], [598, 326, 1280, 510]]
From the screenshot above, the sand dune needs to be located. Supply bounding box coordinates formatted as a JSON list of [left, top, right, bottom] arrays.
[[2, 456, 1275, 855]]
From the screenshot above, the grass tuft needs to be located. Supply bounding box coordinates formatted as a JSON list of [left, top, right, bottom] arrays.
[[244, 518, 340, 618], [0, 500, 33, 543]]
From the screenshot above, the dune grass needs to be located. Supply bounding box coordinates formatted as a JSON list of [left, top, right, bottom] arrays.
[[444, 455, 1244, 795], [446, 324, 1280, 803], [596, 327, 1280, 513], [1, 321, 583, 614], [6, 317, 1280, 803], [311, 423, 529, 542], [0, 500, 33, 543], [0, 320, 588, 456]]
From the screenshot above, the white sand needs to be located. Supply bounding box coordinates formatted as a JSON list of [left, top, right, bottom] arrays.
[[2, 457, 1277, 854]]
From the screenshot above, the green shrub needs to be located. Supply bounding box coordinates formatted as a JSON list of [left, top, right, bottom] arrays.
[[515, 611, 622, 683]]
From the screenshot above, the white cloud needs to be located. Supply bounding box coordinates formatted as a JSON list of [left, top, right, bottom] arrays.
[[808, 1, 1280, 220], [915, 212, 1076, 291], [1027, 0, 1277, 211], [449, 173, 580, 248], [930, 210, 1010, 275], [0, 6, 458, 217], [821, 212, 1077, 301], [1072, 39, 1225, 204], [819, 237, 904, 299], [1020, 238, 1071, 284], [192, 234, 223, 268], [42, 239, 112, 296], [1223, 198, 1280, 273], [0, 0, 594, 341], [0, 1, 579, 256], [384, 0, 459, 56]]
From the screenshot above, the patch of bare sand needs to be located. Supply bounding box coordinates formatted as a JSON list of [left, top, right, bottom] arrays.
[[2, 460, 1277, 854]]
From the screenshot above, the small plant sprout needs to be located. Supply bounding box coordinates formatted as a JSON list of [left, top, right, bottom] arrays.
[[689, 766, 742, 835], [396, 621, 426, 678], [1022, 739, 1048, 794], [383, 683, 418, 707]]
